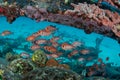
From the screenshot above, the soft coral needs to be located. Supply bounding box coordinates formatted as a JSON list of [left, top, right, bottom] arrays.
[[0, 6, 4, 13]]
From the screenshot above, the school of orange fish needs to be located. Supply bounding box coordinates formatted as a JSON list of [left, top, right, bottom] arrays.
[[25, 25, 97, 62], [0, 25, 116, 63], [1, 25, 120, 79]]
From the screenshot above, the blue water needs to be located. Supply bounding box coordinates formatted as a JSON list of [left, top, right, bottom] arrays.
[[0, 16, 120, 66]]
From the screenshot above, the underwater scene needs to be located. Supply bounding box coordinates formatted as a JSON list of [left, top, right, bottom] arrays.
[[0, 0, 120, 80]]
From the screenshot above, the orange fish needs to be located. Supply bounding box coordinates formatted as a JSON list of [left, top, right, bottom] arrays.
[[46, 53, 59, 58], [68, 50, 79, 58], [32, 32, 40, 37], [20, 52, 30, 59], [30, 44, 40, 51], [45, 25, 57, 32], [36, 30, 44, 36], [1, 30, 13, 36], [51, 42, 59, 48], [50, 36, 60, 42], [26, 35, 36, 41], [61, 43, 74, 50], [80, 49, 90, 55], [34, 39, 48, 45], [44, 46, 57, 53], [37, 29, 52, 36], [72, 41, 83, 47], [47, 52, 63, 59]]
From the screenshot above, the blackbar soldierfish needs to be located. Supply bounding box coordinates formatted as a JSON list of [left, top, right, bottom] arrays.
[[61, 43, 74, 50]]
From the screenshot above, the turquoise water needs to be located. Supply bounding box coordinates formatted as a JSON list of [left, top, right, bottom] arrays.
[[0, 16, 120, 66]]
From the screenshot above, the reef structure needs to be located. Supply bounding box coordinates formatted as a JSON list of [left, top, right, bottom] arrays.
[[64, 3, 120, 39], [22, 67, 82, 80], [0, 2, 120, 42], [98, 0, 120, 9], [21, 3, 120, 42], [0, 5, 20, 23]]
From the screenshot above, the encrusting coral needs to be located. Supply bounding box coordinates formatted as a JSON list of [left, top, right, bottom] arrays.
[[5, 52, 20, 62], [0, 69, 4, 79], [0, 1, 120, 41], [46, 58, 59, 67], [8, 58, 34, 75], [21, 3, 120, 42], [46, 58, 70, 69], [22, 67, 82, 80], [32, 50, 47, 67]]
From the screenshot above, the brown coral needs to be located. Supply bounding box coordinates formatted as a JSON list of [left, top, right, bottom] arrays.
[[46, 58, 59, 67], [5, 52, 20, 62], [8, 58, 34, 75], [32, 50, 47, 67]]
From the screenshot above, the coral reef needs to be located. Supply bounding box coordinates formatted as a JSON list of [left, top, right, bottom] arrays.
[[30, 0, 74, 12], [0, 1, 120, 79], [8, 58, 34, 75], [63, 3, 120, 38], [0, 69, 4, 77], [0, 3, 20, 23], [98, 0, 120, 9], [46, 58, 59, 67], [21, 3, 120, 42], [1, 43, 14, 58], [32, 50, 47, 67], [0, 65, 6, 80], [0, 57, 8, 65], [5, 52, 20, 62], [8, 0, 34, 7], [58, 64, 70, 70], [87, 0, 120, 12], [46, 58, 70, 69], [22, 5, 48, 22], [84, 76, 107, 80], [0, 64, 22, 80], [32, 0, 61, 13], [0, 51, 119, 80], [85, 63, 120, 79], [22, 67, 82, 80], [1, 1, 120, 41]]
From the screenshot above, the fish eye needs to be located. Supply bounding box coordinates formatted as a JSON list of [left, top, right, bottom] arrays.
[[48, 47, 51, 51], [38, 31, 41, 33], [45, 46, 47, 49], [46, 27, 49, 30], [62, 45, 65, 48], [30, 46, 33, 48], [36, 41, 38, 43]]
